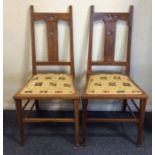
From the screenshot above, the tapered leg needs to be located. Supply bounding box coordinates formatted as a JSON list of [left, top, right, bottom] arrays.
[[73, 99, 80, 147], [15, 99, 24, 145], [122, 99, 127, 111], [137, 99, 147, 146], [82, 99, 88, 145], [34, 99, 40, 112]]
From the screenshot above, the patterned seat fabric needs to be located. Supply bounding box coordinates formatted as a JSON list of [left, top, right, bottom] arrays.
[[86, 74, 142, 94], [20, 74, 75, 95]]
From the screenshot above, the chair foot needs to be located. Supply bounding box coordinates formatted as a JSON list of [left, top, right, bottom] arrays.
[[136, 143, 142, 147], [137, 99, 146, 146], [75, 143, 80, 147], [15, 99, 25, 145], [81, 140, 87, 147], [20, 141, 25, 146], [74, 100, 80, 147], [82, 99, 88, 145]]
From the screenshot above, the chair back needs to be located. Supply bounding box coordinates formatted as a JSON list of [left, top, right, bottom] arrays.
[[87, 5, 133, 78], [30, 6, 75, 77]]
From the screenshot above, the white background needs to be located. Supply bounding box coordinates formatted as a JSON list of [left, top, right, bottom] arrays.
[[3, 0, 152, 111]]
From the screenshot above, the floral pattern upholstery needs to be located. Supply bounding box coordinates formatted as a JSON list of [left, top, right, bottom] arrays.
[[20, 74, 75, 95], [86, 74, 142, 94]]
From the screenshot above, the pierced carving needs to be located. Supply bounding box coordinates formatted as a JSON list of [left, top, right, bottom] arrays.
[[108, 14, 113, 20], [114, 15, 118, 18], [45, 15, 58, 22], [105, 14, 119, 21]]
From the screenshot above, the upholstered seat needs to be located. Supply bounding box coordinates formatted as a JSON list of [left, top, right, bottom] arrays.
[[20, 73, 75, 95], [86, 74, 142, 95]]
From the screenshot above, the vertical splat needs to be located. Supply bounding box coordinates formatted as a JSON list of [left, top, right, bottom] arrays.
[[46, 20, 58, 62], [104, 21, 116, 62]]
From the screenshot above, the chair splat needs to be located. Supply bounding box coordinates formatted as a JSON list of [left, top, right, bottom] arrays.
[[104, 21, 116, 62], [46, 20, 59, 62]]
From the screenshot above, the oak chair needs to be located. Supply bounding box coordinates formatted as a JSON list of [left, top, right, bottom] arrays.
[[82, 5, 148, 146], [13, 5, 80, 147]]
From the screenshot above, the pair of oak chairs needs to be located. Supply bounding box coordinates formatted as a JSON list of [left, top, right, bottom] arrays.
[[14, 5, 148, 147]]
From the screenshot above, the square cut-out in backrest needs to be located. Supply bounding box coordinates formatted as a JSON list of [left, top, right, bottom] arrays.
[[30, 6, 75, 76], [87, 5, 133, 76]]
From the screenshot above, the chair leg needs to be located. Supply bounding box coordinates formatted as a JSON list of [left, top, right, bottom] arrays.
[[73, 99, 80, 147], [137, 99, 147, 146], [15, 99, 24, 145], [122, 99, 127, 111], [82, 99, 88, 145], [34, 99, 40, 112]]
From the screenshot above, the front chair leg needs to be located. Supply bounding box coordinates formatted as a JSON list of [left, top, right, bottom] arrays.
[[15, 99, 24, 145], [137, 99, 147, 146], [82, 99, 88, 145], [73, 99, 80, 147]]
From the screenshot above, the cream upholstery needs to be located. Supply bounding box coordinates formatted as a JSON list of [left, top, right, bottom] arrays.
[[86, 74, 142, 94], [20, 73, 75, 95]]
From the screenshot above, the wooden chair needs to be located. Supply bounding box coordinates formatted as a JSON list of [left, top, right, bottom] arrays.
[[82, 5, 148, 146], [13, 5, 80, 147]]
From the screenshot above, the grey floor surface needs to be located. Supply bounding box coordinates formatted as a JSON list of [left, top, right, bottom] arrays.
[[3, 111, 152, 155]]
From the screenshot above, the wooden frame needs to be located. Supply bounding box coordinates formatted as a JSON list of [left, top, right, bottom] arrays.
[[82, 5, 148, 146], [14, 5, 80, 147]]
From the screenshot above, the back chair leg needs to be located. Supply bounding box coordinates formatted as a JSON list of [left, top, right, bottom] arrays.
[[82, 99, 88, 145], [137, 99, 147, 146], [15, 99, 24, 145], [34, 99, 40, 112], [74, 99, 80, 147], [122, 99, 127, 111]]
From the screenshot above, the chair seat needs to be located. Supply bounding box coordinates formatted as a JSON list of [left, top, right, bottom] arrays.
[[86, 73, 143, 95], [19, 73, 76, 95]]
